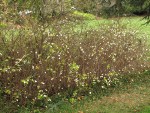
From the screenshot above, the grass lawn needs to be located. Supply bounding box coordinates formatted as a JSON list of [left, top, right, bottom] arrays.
[[75, 16, 150, 35]]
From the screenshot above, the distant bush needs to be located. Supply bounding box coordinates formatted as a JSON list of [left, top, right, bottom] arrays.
[[123, 0, 149, 15], [0, 18, 149, 107], [72, 11, 96, 20]]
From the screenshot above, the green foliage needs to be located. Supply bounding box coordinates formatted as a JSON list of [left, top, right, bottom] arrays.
[[70, 62, 80, 72], [0, 22, 7, 28], [73, 0, 150, 21], [72, 11, 96, 20], [104, 0, 150, 18], [124, 0, 148, 12], [73, 0, 96, 13]]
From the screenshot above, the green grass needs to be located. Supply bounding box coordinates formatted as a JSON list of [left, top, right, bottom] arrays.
[[140, 106, 150, 113], [75, 16, 150, 36]]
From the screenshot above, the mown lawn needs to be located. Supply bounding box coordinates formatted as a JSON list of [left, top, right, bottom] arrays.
[[75, 16, 150, 36]]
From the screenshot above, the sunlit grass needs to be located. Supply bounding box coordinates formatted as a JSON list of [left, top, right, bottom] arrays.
[[75, 16, 150, 36]]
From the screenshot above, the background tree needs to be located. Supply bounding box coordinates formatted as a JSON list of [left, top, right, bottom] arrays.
[[1, 0, 150, 23]]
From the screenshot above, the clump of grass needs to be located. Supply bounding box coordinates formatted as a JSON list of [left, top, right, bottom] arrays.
[[0, 17, 149, 109], [140, 106, 150, 113], [0, 22, 7, 28]]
